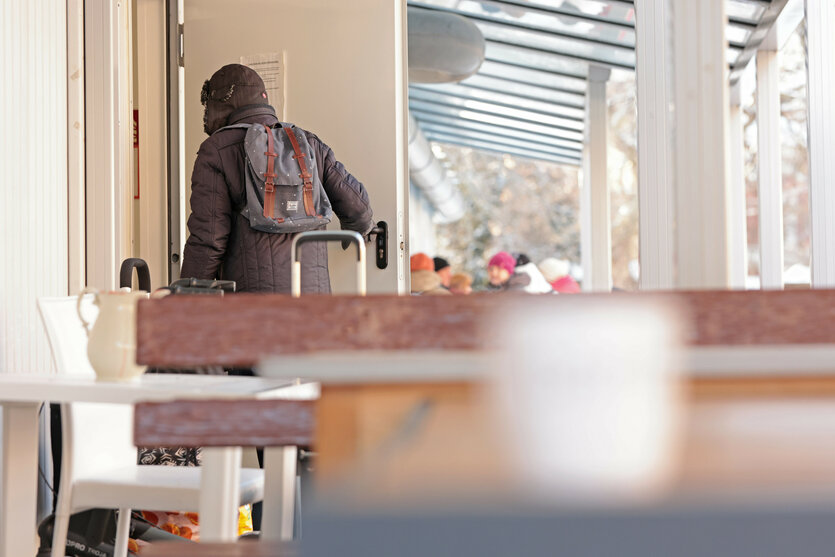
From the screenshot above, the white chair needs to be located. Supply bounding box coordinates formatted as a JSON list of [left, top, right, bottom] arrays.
[[38, 296, 264, 556]]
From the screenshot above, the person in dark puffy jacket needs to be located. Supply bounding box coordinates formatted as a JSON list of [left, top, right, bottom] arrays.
[[180, 64, 375, 293]]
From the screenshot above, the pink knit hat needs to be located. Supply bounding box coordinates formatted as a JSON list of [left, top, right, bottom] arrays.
[[488, 251, 516, 275]]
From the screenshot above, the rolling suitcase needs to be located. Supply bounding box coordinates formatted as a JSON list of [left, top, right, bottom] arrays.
[[290, 230, 368, 297], [286, 230, 368, 537]]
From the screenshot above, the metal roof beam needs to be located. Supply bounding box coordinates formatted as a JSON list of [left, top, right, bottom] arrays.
[[729, 0, 791, 83]]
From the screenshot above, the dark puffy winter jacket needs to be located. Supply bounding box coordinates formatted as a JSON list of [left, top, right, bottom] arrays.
[[180, 107, 374, 293]]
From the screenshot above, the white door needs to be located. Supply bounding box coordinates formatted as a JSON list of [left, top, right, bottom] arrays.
[[180, 0, 409, 294]]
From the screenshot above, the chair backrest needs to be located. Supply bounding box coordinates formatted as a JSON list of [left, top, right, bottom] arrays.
[[37, 295, 98, 378], [37, 296, 136, 481]]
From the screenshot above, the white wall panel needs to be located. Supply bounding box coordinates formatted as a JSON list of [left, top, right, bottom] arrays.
[[0, 0, 68, 375], [135, 0, 169, 291], [85, 0, 133, 291]]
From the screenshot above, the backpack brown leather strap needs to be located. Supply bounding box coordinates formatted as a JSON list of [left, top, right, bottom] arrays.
[[282, 125, 317, 217], [263, 125, 278, 219]]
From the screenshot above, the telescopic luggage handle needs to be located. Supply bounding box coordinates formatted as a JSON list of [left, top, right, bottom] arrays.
[[291, 231, 367, 297], [119, 258, 152, 292]]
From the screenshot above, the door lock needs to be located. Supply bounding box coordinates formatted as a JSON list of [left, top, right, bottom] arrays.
[[369, 221, 388, 270]]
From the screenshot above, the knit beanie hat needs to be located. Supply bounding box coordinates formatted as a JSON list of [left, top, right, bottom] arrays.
[[513, 252, 532, 266], [488, 251, 516, 275], [201, 64, 270, 135], [538, 258, 571, 283], [433, 257, 450, 272], [410, 253, 434, 272]]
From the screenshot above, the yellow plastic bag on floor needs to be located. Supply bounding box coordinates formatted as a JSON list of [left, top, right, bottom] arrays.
[[238, 504, 253, 536]]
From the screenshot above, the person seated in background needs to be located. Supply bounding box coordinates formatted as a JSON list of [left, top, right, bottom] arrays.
[[512, 253, 554, 294], [410, 253, 452, 295], [433, 257, 452, 289], [486, 251, 530, 292], [449, 272, 473, 295], [538, 257, 581, 293]]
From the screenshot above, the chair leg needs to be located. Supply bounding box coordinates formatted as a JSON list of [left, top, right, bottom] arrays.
[[114, 508, 131, 557], [262, 446, 297, 542], [50, 487, 72, 557], [50, 512, 70, 557]]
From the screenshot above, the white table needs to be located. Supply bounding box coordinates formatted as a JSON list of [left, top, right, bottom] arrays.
[[0, 373, 318, 557]]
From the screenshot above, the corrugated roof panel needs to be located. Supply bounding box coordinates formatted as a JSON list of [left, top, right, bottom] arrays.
[[461, 73, 586, 108], [419, 121, 583, 158], [475, 18, 636, 69], [409, 99, 586, 142], [411, 0, 636, 47], [410, 109, 585, 151], [426, 132, 583, 165], [485, 41, 589, 77], [478, 59, 587, 92], [411, 82, 585, 120], [408, 0, 787, 166]]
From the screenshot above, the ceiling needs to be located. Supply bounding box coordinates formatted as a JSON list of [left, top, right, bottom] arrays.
[[408, 0, 790, 166]]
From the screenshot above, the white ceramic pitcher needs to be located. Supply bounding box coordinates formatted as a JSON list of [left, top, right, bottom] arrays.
[[77, 288, 148, 381]]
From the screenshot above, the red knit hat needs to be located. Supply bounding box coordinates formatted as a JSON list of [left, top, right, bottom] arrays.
[[410, 253, 434, 272], [488, 251, 516, 275]]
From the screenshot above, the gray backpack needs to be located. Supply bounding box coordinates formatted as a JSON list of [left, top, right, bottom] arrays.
[[220, 122, 333, 233]]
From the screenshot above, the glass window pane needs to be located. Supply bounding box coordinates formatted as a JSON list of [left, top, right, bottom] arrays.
[[523, 0, 636, 25], [427, 133, 581, 164], [726, 23, 751, 46], [475, 19, 635, 68], [409, 87, 585, 131], [408, 98, 585, 141], [411, 109, 585, 150], [726, 46, 742, 66], [462, 73, 586, 108], [418, 121, 583, 157], [478, 60, 587, 92], [411, 82, 586, 120], [414, 0, 636, 26], [485, 42, 589, 77], [411, 0, 635, 46], [726, 0, 766, 24]]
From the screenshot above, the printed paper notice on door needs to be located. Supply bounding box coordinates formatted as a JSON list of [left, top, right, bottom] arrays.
[[240, 52, 286, 120]]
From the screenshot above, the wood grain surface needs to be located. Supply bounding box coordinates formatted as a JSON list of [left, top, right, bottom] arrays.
[[133, 399, 314, 447], [136, 294, 491, 367], [135, 290, 835, 367]]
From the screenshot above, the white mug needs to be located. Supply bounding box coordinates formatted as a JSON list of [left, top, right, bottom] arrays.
[[489, 296, 685, 502]]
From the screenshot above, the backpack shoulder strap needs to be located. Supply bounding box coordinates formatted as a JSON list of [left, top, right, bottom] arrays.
[[281, 125, 317, 218], [263, 124, 278, 220], [213, 123, 252, 134]]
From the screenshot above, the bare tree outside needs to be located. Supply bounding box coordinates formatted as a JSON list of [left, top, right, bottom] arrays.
[[424, 25, 809, 291], [430, 145, 580, 289]]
